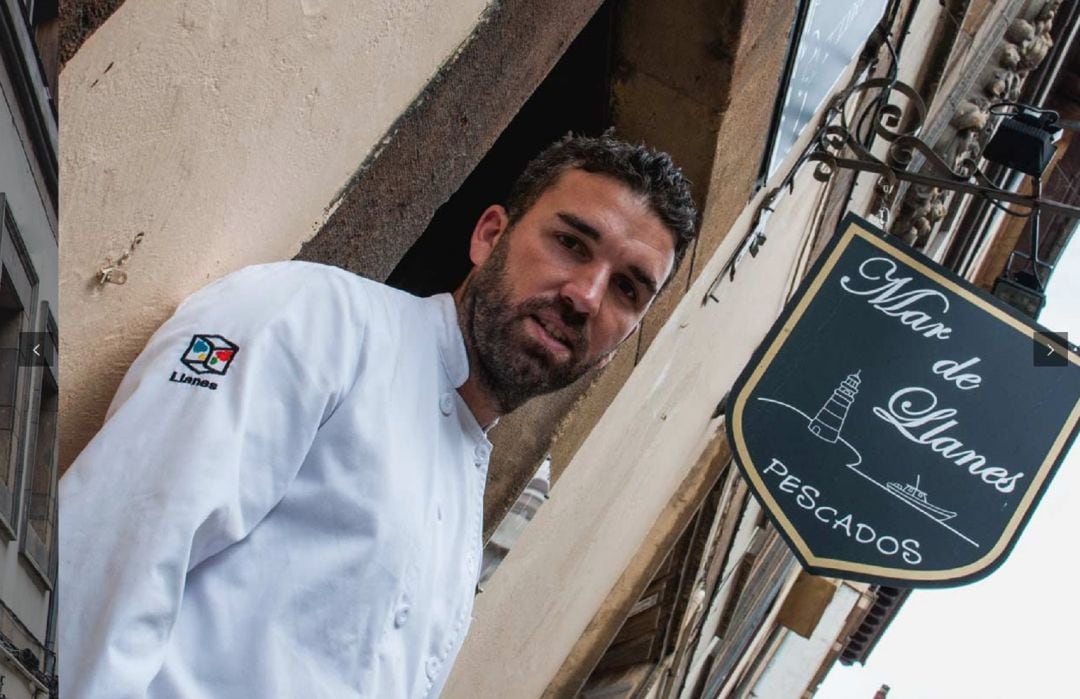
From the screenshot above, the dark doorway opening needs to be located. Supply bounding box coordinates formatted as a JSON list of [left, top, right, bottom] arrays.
[[386, 0, 616, 296]]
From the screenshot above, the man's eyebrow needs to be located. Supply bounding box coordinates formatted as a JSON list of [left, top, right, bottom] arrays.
[[557, 211, 659, 296], [557, 212, 602, 241]]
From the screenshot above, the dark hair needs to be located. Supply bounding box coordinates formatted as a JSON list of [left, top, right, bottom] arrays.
[[505, 132, 699, 279]]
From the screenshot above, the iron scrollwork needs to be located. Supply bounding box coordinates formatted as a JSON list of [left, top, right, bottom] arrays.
[[704, 74, 1080, 305]]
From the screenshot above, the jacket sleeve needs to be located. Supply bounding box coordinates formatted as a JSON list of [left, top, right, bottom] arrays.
[[59, 262, 367, 699]]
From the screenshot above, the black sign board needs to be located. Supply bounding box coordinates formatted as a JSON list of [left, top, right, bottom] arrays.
[[727, 215, 1080, 587]]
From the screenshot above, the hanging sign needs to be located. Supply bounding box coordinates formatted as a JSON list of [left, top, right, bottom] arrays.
[[727, 215, 1080, 587]]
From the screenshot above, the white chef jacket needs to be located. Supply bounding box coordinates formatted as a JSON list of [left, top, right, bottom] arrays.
[[59, 261, 492, 698]]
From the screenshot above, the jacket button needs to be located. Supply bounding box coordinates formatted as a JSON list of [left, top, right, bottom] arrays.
[[394, 605, 410, 628], [440, 393, 454, 415], [426, 657, 439, 679]]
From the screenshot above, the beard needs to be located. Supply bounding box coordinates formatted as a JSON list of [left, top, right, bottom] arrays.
[[460, 237, 609, 414]]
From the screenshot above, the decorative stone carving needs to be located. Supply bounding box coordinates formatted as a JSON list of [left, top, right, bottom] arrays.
[[1006, 18, 1036, 46], [888, 0, 1063, 247], [951, 126, 984, 174], [985, 69, 1021, 100], [895, 185, 947, 246], [951, 99, 990, 131], [1001, 43, 1022, 71]]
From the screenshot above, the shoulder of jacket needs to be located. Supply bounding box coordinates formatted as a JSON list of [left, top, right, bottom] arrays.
[[210, 261, 359, 292], [177, 262, 432, 341], [208, 261, 423, 305]]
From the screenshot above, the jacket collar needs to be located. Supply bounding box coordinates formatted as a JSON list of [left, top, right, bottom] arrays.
[[430, 293, 498, 439], [431, 292, 470, 391]]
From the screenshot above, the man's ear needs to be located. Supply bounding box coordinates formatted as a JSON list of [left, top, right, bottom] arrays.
[[469, 205, 510, 267]]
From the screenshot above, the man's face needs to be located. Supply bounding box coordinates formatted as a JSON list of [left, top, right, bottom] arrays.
[[460, 169, 676, 413]]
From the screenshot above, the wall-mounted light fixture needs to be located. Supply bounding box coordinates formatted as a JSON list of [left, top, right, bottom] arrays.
[[982, 104, 1063, 318], [991, 272, 1046, 317], [982, 104, 1062, 177]]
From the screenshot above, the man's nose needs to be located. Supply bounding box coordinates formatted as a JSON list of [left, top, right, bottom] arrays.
[[560, 265, 607, 318]]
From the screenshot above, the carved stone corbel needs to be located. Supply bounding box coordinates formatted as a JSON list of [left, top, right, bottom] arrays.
[[888, 0, 1063, 247]]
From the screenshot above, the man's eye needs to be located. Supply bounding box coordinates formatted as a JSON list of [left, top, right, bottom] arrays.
[[615, 277, 638, 302], [557, 235, 585, 254]]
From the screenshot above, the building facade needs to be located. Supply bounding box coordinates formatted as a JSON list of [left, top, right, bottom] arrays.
[[60, 0, 1077, 696], [0, 0, 58, 697]]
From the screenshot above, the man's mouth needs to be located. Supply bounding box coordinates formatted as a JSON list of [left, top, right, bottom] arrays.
[[527, 314, 575, 359]]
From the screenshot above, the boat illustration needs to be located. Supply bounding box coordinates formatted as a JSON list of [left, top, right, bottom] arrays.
[[886, 475, 957, 522]]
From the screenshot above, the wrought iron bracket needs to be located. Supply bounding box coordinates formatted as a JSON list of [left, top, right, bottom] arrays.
[[704, 76, 1080, 305]]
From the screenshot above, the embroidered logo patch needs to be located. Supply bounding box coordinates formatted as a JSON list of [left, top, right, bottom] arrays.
[[181, 334, 239, 375]]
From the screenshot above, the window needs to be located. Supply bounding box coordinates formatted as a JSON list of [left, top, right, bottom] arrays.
[[758, 0, 890, 185], [18, 0, 59, 95], [20, 303, 56, 584], [0, 197, 38, 540], [0, 270, 24, 532]]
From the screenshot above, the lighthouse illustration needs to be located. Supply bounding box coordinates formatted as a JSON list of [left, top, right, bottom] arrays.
[[807, 370, 861, 443], [753, 369, 974, 546]]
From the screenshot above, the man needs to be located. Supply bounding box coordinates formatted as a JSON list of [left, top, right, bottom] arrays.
[[60, 133, 698, 698]]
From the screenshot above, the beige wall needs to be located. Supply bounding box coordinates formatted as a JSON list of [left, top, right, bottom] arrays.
[[60, 0, 493, 466]]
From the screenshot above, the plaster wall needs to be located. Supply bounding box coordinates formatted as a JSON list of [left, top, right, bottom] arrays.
[[59, 0, 493, 467], [443, 154, 836, 698]]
